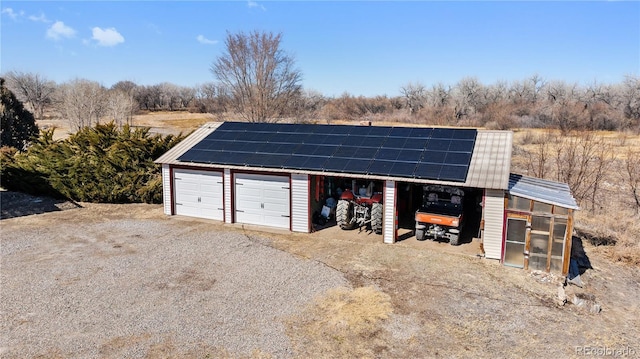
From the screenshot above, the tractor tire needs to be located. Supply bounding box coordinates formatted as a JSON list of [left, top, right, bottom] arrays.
[[336, 200, 354, 230], [371, 203, 383, 234], [449, 234, 460, 246]]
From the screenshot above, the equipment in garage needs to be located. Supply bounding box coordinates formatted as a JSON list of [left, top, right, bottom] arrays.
[[336, 180, 384, 234], [415, 185, 465, 245]]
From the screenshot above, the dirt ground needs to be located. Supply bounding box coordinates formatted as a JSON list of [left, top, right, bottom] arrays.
[[5, 112, 637, 357], [1, 193, 639, 358]]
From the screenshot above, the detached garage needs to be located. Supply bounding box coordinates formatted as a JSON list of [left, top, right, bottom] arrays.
[[155, 121, 577, 276]]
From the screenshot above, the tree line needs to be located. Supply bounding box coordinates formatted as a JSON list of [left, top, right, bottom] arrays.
[[4, 69, 639, 133]]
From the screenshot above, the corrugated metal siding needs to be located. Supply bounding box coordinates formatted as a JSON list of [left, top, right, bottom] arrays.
[[162, 164, 171, 215], [223, 168, 232, 223], [383, 180, 396, 244], [483, 189, 505, 260], [466, 131, 513, 190], [508, 173, 579, 209], [291, 174, 310, 233], [154, 122, 222, 165]]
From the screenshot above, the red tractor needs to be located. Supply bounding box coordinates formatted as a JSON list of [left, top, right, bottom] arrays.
[[336, 182, 383, 234]]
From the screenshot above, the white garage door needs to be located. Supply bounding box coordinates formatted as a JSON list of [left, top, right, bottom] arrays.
[[235, 173, 290, 229], [174, 169, 224, 220]]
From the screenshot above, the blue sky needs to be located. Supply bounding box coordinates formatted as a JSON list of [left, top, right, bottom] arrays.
[[1, 1, 639, 97]]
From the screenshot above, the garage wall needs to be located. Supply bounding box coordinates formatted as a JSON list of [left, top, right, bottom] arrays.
[[291, 174, 310, 233], [224, 169, 232, 223], [383, 180, 396, 244], [162, 164, 171, 215], [483, 189, 505, 260]]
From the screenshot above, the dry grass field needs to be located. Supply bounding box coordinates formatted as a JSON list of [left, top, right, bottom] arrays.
[[3, 112, 636, 358]]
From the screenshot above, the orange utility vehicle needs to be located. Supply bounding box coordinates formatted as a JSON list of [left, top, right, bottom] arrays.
[[415, 185, 465, 245]]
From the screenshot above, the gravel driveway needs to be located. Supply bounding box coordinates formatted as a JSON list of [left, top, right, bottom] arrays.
[[0, 204, 348, 358]]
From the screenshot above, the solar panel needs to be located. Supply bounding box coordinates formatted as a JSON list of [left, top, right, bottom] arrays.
[[397, 149, 423, 162], [402, 139, 429, 150], [324, 157, 351, 173], [302, 156, 328, 170], [374, 148, 401, 161], [346, 135, 367, 147], [369, 127, 392, 136], [345, 159, 372, 174], [363, 136, 387, 148], [445, 152, 472, 166], [425, 139, 451, 151], [452, 128, 477, 140], [389, 127, 412, 137], [312, 146, 337, 157], [333, 146, 359, 158], [422, 150, 447, 164], [438, 165, 469, 182], [177, 122, 478, 183], [284, 155, 308, 168], [381, 137, 406, 149], [367, 160, 395, 176], [408, 128, 433, 138], [414, 163, 442, 179], [431, 128, 455, 139], [390, 162, 417, 177]]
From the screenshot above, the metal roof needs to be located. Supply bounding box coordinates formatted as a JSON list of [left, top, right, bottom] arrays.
[[465, 130, 512, 190], [155, 122, 222, 164], [156, 122, 513, 190], [508, 173, 579, 210]]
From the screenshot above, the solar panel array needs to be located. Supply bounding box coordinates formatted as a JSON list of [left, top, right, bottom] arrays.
[[178, 122, 477, 182]]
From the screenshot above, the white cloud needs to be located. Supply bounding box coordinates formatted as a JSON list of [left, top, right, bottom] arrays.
[[196, 35, 218, 45], [247, 1, 266, 11], [91, 27, 124, 47], [46, 21, 76, 40], [28, 13, 49, 23], [2, 8, 19, 20]]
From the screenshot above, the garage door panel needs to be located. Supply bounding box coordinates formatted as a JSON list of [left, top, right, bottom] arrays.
[[263, 188, 288, 199], [264, 214, 289, 228], [237, 198, 263, 212], [236, 211, 263, 225], [174, 169, 223, 221], [264, 202, 289, 213], [234, 173, 290, 229], [236, 187, 261, 199], [176, 192, 200, 203], [175, 205, 200, 218]]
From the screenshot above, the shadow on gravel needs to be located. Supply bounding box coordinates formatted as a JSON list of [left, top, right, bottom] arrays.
[[0, 191, 81, 219]]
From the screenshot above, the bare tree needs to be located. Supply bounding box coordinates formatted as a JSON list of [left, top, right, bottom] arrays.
[[620, 75, 640, 125], [4, 71, 56, 122], [452, 77, 486, 120], [111, 80, 138, 96], [400, 82, 426, 114], [623, 149, 640, 214], [211, 30, 302, 122], [554, 131, 614, 211], [55, 78, 106, 131], [290, 89, 326, 123], [194, 82, 230, 114], [106, 89, 136, 127]]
